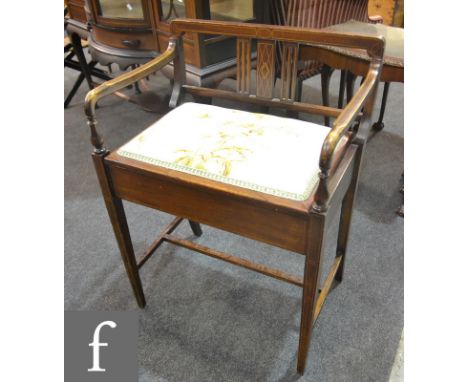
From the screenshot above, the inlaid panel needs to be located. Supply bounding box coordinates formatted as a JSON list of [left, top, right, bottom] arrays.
[[256, 40, 276, 98], [236, 38, 251, 94], [280, 43, 299, 101]]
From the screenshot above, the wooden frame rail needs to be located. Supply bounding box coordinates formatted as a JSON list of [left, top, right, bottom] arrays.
[[170, 19, 385, 58], [135, 216, 342, 323], [184, 85, 343, 118]]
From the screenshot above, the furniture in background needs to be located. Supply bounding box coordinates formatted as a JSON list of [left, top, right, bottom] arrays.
[[303, 20, 404, 215], [64, 1, 112, 107], [307, 20, 403, 129], [85, 0, 270, 87], [66, 0, 88, 24], [84, 19, 384, 374], [270, 0, 382, 105], [368, 0, 404, 27]]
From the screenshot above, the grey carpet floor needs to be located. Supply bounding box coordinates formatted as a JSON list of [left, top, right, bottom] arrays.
[[65, 65, 403, 382]]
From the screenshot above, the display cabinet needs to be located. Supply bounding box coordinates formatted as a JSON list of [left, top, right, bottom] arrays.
[[85, 0, 269, 86]]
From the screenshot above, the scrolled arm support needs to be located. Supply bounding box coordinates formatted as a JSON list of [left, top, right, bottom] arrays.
[[84, 38, 178, 153], [312, 58, 383, 212]]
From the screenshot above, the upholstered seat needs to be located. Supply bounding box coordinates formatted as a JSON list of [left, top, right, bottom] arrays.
[[118, 103, 332, 201]]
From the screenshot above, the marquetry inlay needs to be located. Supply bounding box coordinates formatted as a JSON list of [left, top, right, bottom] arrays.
[[280, 43, 299, 101], [256, 40, 276, 98], [236, 38, 251, 94]]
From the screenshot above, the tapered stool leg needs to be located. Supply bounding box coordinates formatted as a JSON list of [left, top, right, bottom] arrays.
[[335, 182, 358, 283], [92, 153, 146, 308], [335, 140, 365, 282], [188, 221, 203, 236], [297, 215, 326, 375]]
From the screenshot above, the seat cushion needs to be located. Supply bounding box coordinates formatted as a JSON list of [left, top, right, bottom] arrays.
[[117, 102, 332, 201]]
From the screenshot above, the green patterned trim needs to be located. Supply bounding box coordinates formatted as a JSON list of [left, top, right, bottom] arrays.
[[117, 149, 318, 201]]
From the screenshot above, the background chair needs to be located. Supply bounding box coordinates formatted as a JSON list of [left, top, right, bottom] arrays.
[[84, 19, 383, 375], [271, 0, 382, 124]]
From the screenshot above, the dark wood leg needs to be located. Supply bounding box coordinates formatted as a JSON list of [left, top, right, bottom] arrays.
[[297, 215, 325, 375], [346, 71, 357, 104], [92, 153, 146, 308], [321, 65, 334, 126], [335, 139, 367, 282], [70, 32, 94, 90], [132, 65, 142, 94], [338, 70, 347, 109], [373, 82, 390, 131], [296, 78, 303, 102], [64, 72, 85, 108], [188, 220, 203, 237], [286, 79, 303, 119], [335, 179, 358, 283]]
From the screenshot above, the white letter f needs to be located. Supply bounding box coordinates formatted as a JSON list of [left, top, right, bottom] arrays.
[[88, 320, 117, 372]]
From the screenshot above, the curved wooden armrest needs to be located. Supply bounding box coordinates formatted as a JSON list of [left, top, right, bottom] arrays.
[[84, 38, 178, 153], [313, 58, 383, 212], [320, 65, 380, 172], [368, 15, 384, 24]]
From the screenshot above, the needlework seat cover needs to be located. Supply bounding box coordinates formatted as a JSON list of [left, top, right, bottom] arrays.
[[117, 102, 333, 201]]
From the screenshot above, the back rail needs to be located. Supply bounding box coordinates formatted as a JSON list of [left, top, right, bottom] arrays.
[[170, 19, 385, 59]]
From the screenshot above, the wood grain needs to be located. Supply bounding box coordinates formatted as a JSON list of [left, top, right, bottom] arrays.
[[164, 233, 304, 287], [280, 42, 299, 101], [256, 40, 276, 98], [236, 38, 252, 94]]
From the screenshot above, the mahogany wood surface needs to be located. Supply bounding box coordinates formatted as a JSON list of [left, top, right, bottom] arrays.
[[84, 19, 383, 375], [301, 20, 404, 83], [302, 44, 403, 83], [236, 38, 252, 94], [280, 42, 299, 101], [164, 233, 304, 287], [65, 0, 87, 23]]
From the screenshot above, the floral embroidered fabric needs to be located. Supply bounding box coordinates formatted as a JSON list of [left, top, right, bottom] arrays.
[[117, 103, 331, 201]]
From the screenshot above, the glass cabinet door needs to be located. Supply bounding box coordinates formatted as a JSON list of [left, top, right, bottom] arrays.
[[98, 0, 145, 19], [208, 0, 253, 22], [160, 0, 186, 21]]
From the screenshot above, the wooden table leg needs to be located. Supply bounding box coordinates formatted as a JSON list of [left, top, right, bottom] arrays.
[[321, 65, 334, 126], [346, 71, 357, 103], [338, 70, 347, 109], [373, 82, 390, 131]]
